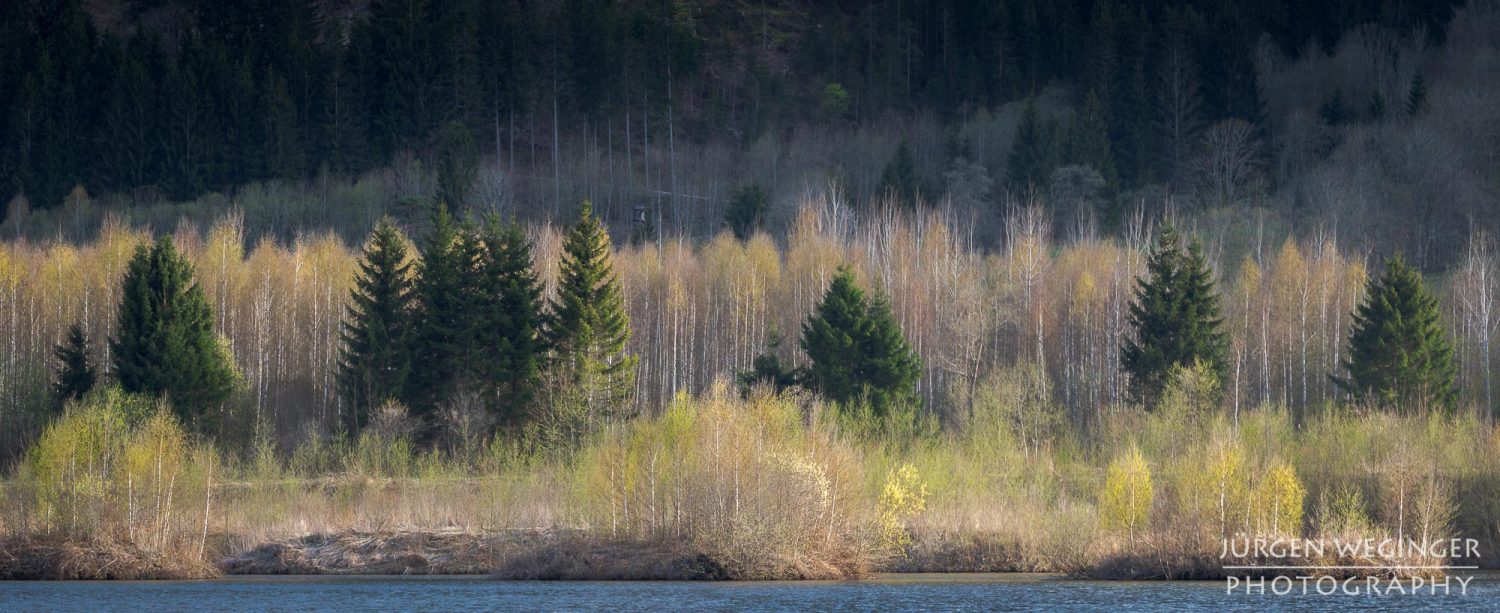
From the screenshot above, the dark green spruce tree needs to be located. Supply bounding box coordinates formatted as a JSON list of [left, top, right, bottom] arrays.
[[1406, 71, 1428, 117], [1068, 90, 1117, 188], [477, 216, 545, 424], [407, 203, 475, 424], [1007, 99, 1057, 191], [725, 184, 768, 240], [1335, 255, 1456, 413], [737, 329, 799, 397], [877, 141, 924, 206], [544, 201, 638, 419], [436, 120, 479, 208], [800, 265, 923, 416], [52, 321, 96, 405], [339, 217, 415, 433], [1121, 225, 1228, 408], [112, 237, 239, 430]]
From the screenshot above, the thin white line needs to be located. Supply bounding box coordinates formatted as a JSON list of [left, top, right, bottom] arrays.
[[1222, 565, 1479, 570]]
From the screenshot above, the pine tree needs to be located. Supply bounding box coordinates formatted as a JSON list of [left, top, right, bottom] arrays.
[[437, 120, 478, 208], [544, 200, 638, 419], [725, 184, 768, 240], [406, 203, 475, 423], [477, 215, 545, 424], [801, 265, 923, 416], [1335, 254, 1456, 413], [1406, 71, 1428, 117], [1007, 99, 1056, 190], [801, 266, 866, 404], [52, 321, 96, 405], [877, 141, 924, 206], [1121, 226, 1229, 407], [858, 292, 924, 413], [112, 237, 239, 430], [737, 329, 798, 397], [1069, 90, 1117, 187], [339, 217, 415, 433], [1319, 88, 1349, 126], [260, 70, 303, 180]]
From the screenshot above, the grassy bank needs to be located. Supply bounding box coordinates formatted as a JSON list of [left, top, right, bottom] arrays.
[[3, 383, 1496, 580]]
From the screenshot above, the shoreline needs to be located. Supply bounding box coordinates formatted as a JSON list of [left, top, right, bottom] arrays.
[[4, 530, 1483, 582]]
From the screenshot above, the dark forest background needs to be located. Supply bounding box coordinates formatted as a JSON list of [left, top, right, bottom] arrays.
[[1, 0, 1495, 268]]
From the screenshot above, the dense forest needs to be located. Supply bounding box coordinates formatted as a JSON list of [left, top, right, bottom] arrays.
[[3, 0, 1495, 267]]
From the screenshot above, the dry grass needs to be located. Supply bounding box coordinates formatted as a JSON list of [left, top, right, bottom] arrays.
[[0, 534, 219, 580], [220, 529, 523, 575]]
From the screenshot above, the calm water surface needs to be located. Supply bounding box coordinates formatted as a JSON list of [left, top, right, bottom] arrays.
[[4, 573, 1497, 611]]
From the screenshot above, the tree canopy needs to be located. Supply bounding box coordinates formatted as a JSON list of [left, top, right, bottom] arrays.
[[1121, 225, 1228, 407], [475, 215, 546, 424], [52, 321, 95, 406], [801, 265, 923, 416], [545, 200, 637, 420], [339, 217, 415, 433], [1335, 254, 1457, 413], [112, 237, 239, 431]]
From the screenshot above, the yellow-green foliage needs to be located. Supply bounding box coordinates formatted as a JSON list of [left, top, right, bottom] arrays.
[[969, 363, 1060, 456], [121, 410, 191, 547], [1158, 361, 1221, 418], [876, 462, 929, 552], [25, 395, 129, 533], [1100, 444, 1153, 541], [1253, 461, 1306, 537], [19, 389, 212, 556], [342, 432, 417, 479], [1171, 432, 1248, 540], [1204, 436, 1249, 537], [1315, 484, 1375, 539], [572, 385, 865, 578]]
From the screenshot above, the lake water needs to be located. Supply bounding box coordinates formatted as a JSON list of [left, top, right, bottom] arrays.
[[4, 573, 1497, 611]]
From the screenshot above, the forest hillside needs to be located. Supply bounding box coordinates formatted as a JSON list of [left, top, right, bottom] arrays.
[[2, 0, 1497, 269]]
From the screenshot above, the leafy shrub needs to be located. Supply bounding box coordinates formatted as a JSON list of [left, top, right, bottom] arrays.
[[1099, 444, 1153, 543], [876, 463, 929, 553], [1252, 461, 1306, 537], [18, 388, 213, 559], [572, 385, 868, 578]]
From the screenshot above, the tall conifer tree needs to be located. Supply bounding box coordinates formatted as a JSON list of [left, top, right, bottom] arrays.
[[52, 321, 96, 405], [339, 217, 415, 433], [1335, 255, 1456, 413], [544, 201, 637, 419], [407, 203, 475, 423], [437, 120, 478, 208], [1121, 226, 1228, 407], [1007, 99, 1056, 190], [113, 237, 239, 430], [877, 142, 924, 206], [801, 265, 923, 415], [477, 215, 545, 423], [1070, 90, 1117, 187]]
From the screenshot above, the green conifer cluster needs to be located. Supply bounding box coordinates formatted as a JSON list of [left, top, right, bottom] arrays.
[[1121, 225, 1228, 408], [339, 200, 632, 441], [799, 265, 923, 416], [1335, 255, 1457, 412], [544, 201, 638, 420]]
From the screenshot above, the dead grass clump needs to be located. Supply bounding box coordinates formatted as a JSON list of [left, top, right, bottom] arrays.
[[0, 534, 219, 580], [219, 529, 513, 575], [494, 535, 730, 580]]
